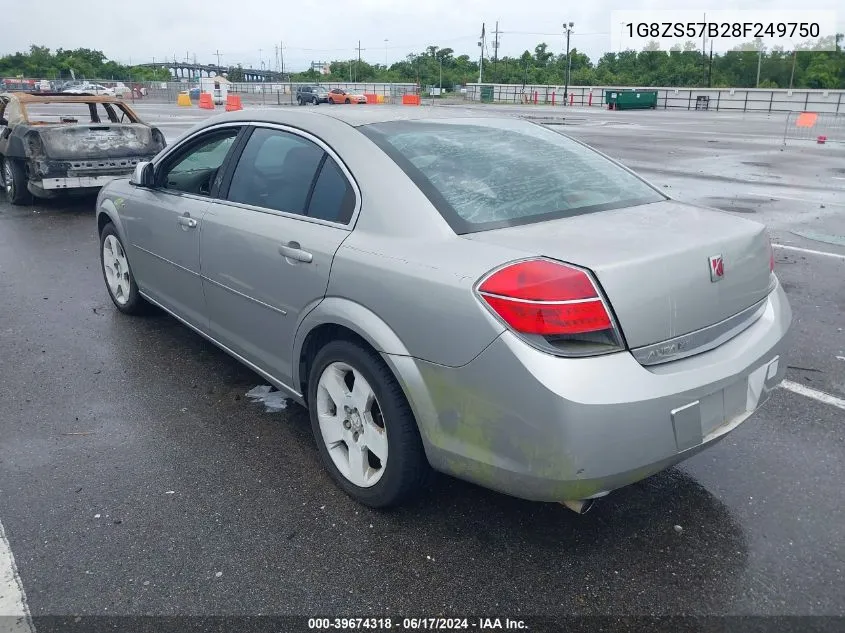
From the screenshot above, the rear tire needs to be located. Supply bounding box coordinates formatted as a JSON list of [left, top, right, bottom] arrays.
[[99, 223, 151, 315], [345, 98, 351, 104], [2, 158, 31, 206], [307, 339, 431, 508]]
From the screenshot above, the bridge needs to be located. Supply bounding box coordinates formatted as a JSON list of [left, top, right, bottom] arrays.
[[137, 62, 286, 82]]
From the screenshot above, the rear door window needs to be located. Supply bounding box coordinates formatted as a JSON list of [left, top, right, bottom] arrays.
[[307, 157, 356, 224]]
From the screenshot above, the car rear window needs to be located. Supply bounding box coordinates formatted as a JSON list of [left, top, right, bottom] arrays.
[[361, 119, 665, 234]]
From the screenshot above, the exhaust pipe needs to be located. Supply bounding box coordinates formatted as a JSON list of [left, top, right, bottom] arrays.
[[561, 499, 596, 515]]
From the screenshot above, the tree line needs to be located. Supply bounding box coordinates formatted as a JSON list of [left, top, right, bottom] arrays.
[[2, 39, 843, 90], [0, 46, 172, 82], [292, 37, 844, 90]]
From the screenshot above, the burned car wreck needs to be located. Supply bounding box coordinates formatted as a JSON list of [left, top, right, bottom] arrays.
[[0, 93, 166, 204]]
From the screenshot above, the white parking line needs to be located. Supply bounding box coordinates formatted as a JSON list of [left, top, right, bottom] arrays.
[[781, 380, 845, 411], [746, 192, 845, 208], [773, 244, 845, 261], [0, 520, 33, 632]]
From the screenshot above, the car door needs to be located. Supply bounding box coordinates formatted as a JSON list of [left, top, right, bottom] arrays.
[[123, 125, 243, 330], [200, 125, 357, 387]]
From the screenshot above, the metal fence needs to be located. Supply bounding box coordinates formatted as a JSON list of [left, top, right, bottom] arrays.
[[465, 84, 845, 114], [124, 81, 419, 105], [783, 112, 844, 144]]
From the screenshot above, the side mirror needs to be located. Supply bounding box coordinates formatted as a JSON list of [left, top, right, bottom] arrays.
[[130, 161, 154, 187]]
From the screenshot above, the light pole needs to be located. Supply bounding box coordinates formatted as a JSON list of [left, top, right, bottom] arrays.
[[439, 56, 442, 93], [563, 21, 574, 105], [755, 37, 763, 88], [384, 39, 389, 69]]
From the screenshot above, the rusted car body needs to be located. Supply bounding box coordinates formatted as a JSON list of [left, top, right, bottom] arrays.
[[0, 93, 166, 204]]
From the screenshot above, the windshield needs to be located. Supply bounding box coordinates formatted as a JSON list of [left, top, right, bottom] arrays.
[[361, 119, 665, 234]]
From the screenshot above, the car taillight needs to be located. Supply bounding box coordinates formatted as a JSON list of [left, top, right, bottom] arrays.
[[477, 258, 624, 357]]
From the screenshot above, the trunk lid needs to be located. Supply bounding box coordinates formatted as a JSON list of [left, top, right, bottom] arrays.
[[464, 200, 774, 353], [36, 124, 158, 160]]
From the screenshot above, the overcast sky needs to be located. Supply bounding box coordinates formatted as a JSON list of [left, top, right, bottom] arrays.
[[6, 0, 843, 71]]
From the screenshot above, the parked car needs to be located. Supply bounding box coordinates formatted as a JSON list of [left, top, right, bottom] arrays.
[[0, 92, 166, 204], [327, 88, 366, 104], [63, 83, 115, 96], [94, 109, 791, 511], [296, 85, 330, 105]]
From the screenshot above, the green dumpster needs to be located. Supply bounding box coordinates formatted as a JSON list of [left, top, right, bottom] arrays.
[[480, 86, 494, 103], [605, 89, 658, 110]]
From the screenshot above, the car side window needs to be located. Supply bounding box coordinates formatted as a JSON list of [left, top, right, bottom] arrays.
[[307, 157, 356, 224], [226, 127, 324, 215], [159, 129, 239, 196]]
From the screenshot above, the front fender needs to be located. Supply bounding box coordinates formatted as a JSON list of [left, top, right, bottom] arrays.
[[96, 196, 129, 244]]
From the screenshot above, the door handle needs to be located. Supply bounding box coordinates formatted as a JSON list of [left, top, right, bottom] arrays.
[[278, 242, 313, 263], [178, 215, 198, 229]]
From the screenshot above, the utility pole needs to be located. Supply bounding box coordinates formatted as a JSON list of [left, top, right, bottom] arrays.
[[281, 42, 285, 77], [354, 40, 365, 83], [439, 56, 443, 92], [563, 22, 574, 105], [384, 39, 389, 68], [215, 50, 222, 71], [755, 38, 763, 88], [478, 23, 485, 83], [789, 49, 797, 89], [707, 40, 713, 88], [493, 21, 500, 65]]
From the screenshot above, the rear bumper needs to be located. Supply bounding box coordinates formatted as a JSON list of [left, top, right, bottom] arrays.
[[39, 174, 131, 190], [390, 282, 792, 502], [28, 155, 156, 192]]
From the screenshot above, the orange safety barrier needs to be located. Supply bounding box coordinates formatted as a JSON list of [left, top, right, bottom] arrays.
[[198, 92, 214, 109], [364, 93, 378, 104], [796, 112, 818, 128], [225, 94, 243, 111], [402, 94, 421, 106]]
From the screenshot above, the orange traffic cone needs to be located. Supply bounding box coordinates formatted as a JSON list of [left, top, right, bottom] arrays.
[[225, 94, 243, 112], [198, 92, 214, 109]]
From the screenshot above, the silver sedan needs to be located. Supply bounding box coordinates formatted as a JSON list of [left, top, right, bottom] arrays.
[[95, 108, 791, 512]]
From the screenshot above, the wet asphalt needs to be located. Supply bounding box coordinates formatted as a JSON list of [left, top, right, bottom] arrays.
[[0, 104, 843, 626]]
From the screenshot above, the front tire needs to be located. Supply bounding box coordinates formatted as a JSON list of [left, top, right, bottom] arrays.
[[2, 158, 31, 206], [308, 340, 431, 508], [345, 98, 351, 104], [99, 223, 150, 315]]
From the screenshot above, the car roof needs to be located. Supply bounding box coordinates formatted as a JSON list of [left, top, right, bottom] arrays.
[[205, 105, 508, 128]]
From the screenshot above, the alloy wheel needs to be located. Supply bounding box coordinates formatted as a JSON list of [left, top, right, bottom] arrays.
[[102, 235, 131, 305], [316, 362, 388, 487]]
